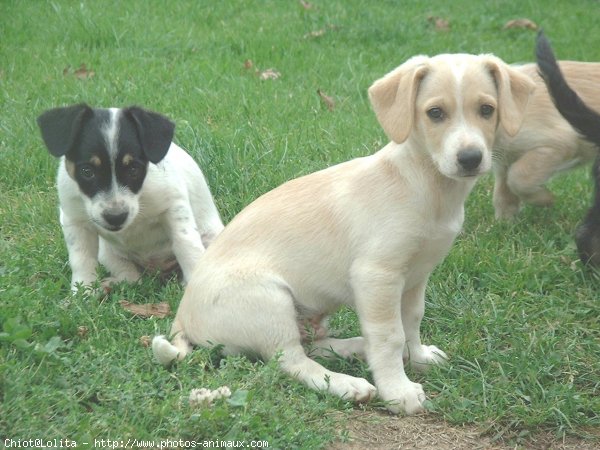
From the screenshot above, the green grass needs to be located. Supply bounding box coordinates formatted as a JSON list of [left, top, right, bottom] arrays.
[[1, 0, 599, 448]]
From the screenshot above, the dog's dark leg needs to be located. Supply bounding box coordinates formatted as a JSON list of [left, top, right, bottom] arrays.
[[575, 156, 600, 265]]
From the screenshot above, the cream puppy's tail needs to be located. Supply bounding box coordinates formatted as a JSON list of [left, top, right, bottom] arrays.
[[152, 336, 182, 365], [152, 319, 192, 366]]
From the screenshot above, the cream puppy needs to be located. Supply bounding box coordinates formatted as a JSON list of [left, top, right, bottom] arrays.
[[154, 54, 534, 414], [493, 61, 600, 219]]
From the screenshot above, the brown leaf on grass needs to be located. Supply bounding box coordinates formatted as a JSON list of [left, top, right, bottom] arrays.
[[304, 29, 326, 39], [304, 24, 338, 39], [427, 16, 450, 31], [119, 300, 171, 318], [503, 18, 538, 30], [63, 64, 95, 79], [259, 68, 281, 80], [77, 326, 89, 338], [300, 0, 313, 10], [317, 89, 335, 111], [139, 335, 152, 347], [243, 61, 281, 80], [74, 63, 95, 79]]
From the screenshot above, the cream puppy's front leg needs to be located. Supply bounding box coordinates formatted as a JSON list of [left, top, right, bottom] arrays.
[[401, 280, 448, 372], [166, 200, 206, 283], [351, 263, 426, 415]]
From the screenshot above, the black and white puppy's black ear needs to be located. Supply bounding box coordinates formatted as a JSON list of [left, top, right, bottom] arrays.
[[37, 103, 93, 157], [124, 106, 175, 164]]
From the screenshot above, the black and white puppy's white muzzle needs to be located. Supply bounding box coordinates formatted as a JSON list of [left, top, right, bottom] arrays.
[[38, 104, 224, 292]]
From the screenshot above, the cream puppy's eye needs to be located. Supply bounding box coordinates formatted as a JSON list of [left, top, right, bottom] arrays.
[[480, 104, 495, 118], [426, 107, 445, 122]]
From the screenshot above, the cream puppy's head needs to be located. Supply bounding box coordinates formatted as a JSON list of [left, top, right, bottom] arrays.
[[369, 53, 535, 180]]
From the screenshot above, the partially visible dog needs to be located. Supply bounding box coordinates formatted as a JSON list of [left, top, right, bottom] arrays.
[[492, 53, 600, 219], [153, 54, 535, 415], [536, 32, 600, 265], [37, 104, 224, 292]]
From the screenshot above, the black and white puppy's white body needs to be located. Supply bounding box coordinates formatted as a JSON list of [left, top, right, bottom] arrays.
[[38, 104, 224, 292]]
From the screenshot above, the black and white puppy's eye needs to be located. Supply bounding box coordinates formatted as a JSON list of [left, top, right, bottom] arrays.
[[426, 107, 445, 122], [78, 165, 95, 180], [128, 164, 142, 179], [480, 104, 495, 118]]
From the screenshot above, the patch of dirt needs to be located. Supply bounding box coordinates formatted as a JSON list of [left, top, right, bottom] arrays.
[[328, 410, 600, 450]]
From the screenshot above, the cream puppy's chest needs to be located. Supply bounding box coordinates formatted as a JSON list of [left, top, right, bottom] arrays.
[[403, 208, 464, 289]]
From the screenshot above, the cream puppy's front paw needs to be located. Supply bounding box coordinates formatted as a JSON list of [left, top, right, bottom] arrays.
[[408, 344, 448, 373], [380, 381, 427, 415], [327, 373, 377, 403]]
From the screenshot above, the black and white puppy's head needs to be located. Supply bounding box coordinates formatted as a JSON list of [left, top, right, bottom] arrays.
[[37, 104, 174, 232]]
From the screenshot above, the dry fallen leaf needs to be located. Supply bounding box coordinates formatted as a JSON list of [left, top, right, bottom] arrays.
[[259, 68, 281, 80], [503, 18, 538, 30], [63, 64, 95, 79], [427, 16, 450, 31], [243, 61, 281, 80], [77, 326, 88, 338], [73, 63, 95, 79], [304, 29, 326, 39], [317, 89, 335, 111], [119, 300, 171, 318], [139, 335, 152, 347], [300, 0, 313, 10]]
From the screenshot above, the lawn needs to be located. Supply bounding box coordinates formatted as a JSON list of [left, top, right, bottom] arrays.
[[1, 0, 599, 448]]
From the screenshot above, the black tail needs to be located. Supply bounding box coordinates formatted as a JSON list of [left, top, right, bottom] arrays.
[[535, 31, 600, 147]]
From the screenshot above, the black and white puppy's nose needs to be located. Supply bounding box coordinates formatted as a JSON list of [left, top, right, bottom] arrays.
[[102, 211, 128, 229], [457, 148, 483, 171]]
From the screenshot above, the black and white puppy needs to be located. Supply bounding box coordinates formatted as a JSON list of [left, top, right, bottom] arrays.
[[37, 103, 224, 292], [536, 32, 600, 265]]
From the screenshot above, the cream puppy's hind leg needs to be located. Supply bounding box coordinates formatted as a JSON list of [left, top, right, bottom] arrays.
[[506, 146, 568, 207], [179, 277, 376, 403], [309, 337, 366, 359], [493, 164, 522, 219], [269, 300, 375, 403], [236, 284, 376, 402], [279, 344, 376, 402]]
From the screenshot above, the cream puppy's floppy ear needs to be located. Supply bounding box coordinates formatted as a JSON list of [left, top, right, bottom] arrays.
[[368, 55, 429, 144], [485, 56, 536, 136]]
